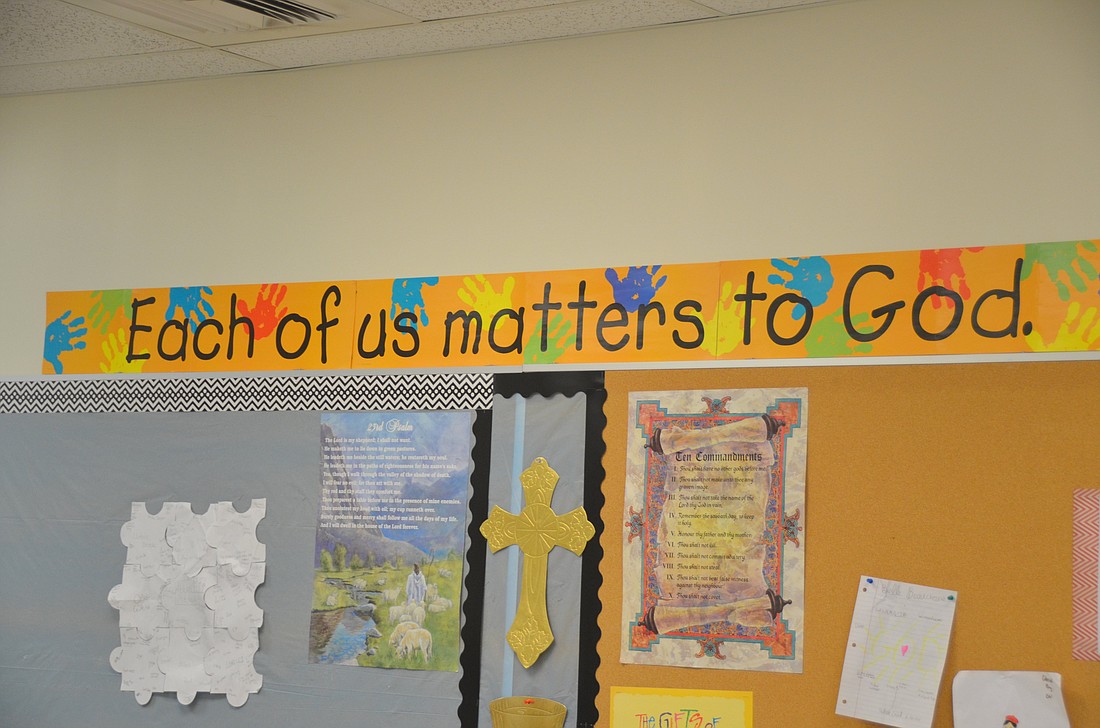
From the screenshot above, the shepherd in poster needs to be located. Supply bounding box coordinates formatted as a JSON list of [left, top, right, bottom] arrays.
[[621, 388, 807, 672]]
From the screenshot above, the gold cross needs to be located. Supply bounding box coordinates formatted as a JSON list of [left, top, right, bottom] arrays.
[[479, 456, 595, 668]]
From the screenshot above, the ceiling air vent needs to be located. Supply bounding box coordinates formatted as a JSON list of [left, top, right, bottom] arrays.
[[217, 0, 335, 25], [70, 0, 413, 44]]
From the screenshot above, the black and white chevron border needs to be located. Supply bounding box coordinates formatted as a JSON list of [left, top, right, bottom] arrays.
[[0, 373, 493, 413]]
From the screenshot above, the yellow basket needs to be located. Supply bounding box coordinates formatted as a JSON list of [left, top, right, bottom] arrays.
[[488, 696, 567, 728]]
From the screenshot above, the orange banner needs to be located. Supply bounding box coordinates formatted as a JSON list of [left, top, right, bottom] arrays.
[[43, 240, 1099, 375]]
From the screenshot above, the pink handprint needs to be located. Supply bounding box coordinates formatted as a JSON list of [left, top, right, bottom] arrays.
[[235, 284, 288, 340], [916, 248, 984, 308]]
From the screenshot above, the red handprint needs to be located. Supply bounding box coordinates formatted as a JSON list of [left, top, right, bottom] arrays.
[[236, 284, 288, 340], [917, 248, 984, 309]]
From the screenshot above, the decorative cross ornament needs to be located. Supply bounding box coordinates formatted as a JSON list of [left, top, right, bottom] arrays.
[[480, 457, 595, 668]]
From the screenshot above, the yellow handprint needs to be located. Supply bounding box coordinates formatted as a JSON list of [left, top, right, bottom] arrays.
[[99, 328, 147, 373], [455, 274, 517, 319], [1026, 302, 1099, 351], [702, 281, 755, 356]]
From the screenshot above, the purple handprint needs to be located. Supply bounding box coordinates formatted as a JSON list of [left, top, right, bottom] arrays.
[[605, 265, 667, 313], [166, 286, 215, 333], [391, 277, 439, 328], [43, 310, 87, 374], [767, 257, 834, 320]]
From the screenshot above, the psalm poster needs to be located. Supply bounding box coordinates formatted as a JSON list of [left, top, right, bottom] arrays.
[[621, 388, 807, 672], [309, 410, 472, 670]]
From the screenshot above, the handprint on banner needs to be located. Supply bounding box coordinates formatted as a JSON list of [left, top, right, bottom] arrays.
[[767, 256, 834, 319], [88, 289, 134, 333], [235, 284, 288, 340], [1021, 241, 1099, 301], [1025, 302, 1099, 351], [43, 310, 87, 374], [456, 274, 516, 318], [166, 286, 215, 333], [916, 248, 984, 309], [804, 307, 874, 357], [604, 266, 667, 313], [100, 328, 146, 373], [391, 277, 439, 328], [702, 281, 754, 357], [524, 312, 576, 364]]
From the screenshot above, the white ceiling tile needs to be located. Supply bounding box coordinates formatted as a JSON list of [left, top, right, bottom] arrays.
[[226, 0, 719, 69], [369, 0, 575, 22], [692, 0, 830, 15], [0, 0, 197, 67], [0, 49, 275, 96]]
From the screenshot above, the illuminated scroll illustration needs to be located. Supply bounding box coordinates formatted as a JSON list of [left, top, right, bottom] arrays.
[[621, 388, 807, 672], [480, 457, 595, 668]]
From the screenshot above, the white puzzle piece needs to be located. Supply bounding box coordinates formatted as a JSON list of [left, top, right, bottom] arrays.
[[204, 562, 265, 641], [108, 565, 167, 641], [159, 627, 215, 705], [205, 499, 266, 576], [109, 500, 267, 706], [206, 627, 262, 707], [109, 627, 165, 705]]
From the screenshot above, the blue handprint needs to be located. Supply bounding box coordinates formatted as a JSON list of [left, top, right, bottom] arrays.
[[165, 286, 215, 333], [391, 277, 439, 328], [767, 256, 834, 320], [605, 265, 667, 313], [43, 310, 87, 374]]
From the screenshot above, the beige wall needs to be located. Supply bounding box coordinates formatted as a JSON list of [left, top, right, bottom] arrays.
[[1, 0, 1098, 375]]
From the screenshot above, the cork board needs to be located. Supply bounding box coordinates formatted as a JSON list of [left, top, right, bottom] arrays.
[[596, 360, 1099, 727]]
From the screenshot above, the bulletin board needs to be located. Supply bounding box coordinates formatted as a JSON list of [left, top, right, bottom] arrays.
[[596, 360, 1100, 727]]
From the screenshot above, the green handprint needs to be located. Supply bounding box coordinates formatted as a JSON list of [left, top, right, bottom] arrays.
[[524, 312, 576, 364], [99, 328, 146, 373], [1021, 241, 1098, 301], [88, 289, 133, 333], [1025, 302, 1099, 351], [702, 281, 753, 356], [805, 308, 875, 357]]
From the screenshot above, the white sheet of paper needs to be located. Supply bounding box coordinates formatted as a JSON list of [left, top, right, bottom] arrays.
[[952, 671, 1070, 728], [835, 575, 957, 728]]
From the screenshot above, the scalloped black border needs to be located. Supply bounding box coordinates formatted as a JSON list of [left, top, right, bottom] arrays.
[[458, 408, 493, 727], [458, 371, 606, 728]]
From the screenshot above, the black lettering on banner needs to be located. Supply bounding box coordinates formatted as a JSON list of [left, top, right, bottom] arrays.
[[316, 285, 341, 364], [844, 264, 904, 342], [567, 280, 598, 351], [972, 258, 1026, 338], [767, 293, 814, 345], [488, 308, 524, 354], [158, 319, 189, 361], [127, 296, 155, 362], [392, 312, 420, 357], [672, 300, 705, 349], [192, 318, 223, 360], [734, 272, 767, 345], [911, 286, 963, 341], [443, 310, 483, 356], [227, 293, 256, 360], [531, 282, 561, 353], [635, 301, 666, 350], [275, 313, 311, 359], [596, 303, 629, 352], [357, 311, 386, 359]]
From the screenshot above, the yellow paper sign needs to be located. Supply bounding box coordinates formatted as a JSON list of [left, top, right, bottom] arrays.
[[609, 686, 752, 728]]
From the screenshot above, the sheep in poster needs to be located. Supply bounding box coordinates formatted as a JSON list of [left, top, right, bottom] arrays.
[[397, 627, 432, 663]]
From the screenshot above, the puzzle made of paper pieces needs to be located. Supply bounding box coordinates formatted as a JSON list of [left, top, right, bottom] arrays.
[[108, 499, 267, 706]]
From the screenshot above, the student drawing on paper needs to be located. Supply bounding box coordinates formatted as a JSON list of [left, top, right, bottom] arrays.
[[642, 412, 791, 634]]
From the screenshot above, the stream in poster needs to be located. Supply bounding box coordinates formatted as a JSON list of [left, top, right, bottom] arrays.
[[621, 388, 807, 672], [309, 410, 472, 671]]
